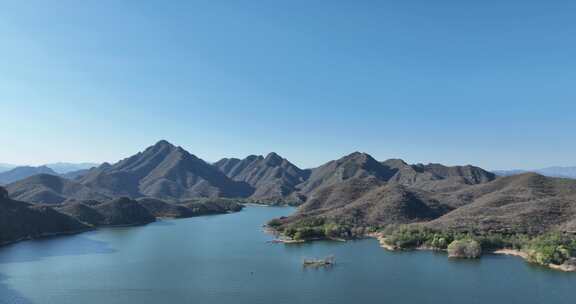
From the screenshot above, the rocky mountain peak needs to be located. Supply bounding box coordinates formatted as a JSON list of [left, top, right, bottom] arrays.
[[264, 152, 283, 165], [154, 139, 175, 148]]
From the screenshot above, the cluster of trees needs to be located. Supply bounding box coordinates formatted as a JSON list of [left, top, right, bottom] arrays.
[[382, 225, 457, 250], [381, 225, 576, 265], [525, 233, 576, 265], [269, 218, 576, 266], [382, 225, 533, 251], [268, 217, 378, 241]]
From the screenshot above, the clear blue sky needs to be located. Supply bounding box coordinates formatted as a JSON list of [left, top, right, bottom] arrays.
[[1, 0, 575, 170]]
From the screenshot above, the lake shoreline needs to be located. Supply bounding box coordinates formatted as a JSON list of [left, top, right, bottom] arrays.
[[268, 230, 576, 273], [370, 233, 576, 273]]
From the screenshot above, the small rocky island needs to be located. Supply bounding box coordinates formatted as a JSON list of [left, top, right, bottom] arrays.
[[303, 256, 336, 267]]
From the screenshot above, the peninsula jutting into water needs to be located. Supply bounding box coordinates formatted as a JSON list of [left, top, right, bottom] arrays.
[[1, 140, 575, 273]]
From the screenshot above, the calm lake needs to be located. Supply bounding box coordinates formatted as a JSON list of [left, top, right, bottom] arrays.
[[0, 206, 574, 304]]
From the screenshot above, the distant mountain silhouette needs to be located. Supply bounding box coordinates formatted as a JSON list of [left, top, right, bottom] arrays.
[[61, 168, 92, 180], [79, 140, 252, 200], [5, 174, 110, 204], [0, 163, 16, 173], [493, 166, 576, 179], [0, 166, 57, 185], [0, 163, 99, 184], [215, 152, 309, 203], [45, 162, 100, 174]]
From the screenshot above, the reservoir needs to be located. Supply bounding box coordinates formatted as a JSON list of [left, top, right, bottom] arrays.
[[0, 206, 574, 304]]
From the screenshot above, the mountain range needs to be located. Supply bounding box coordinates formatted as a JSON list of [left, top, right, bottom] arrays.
[[269, 153, 576, 238], [78, 140, 252, 200], [2, 140, 575, 247]]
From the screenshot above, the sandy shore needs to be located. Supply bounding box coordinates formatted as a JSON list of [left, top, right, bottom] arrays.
[[492, 248, 529, 259], [492, 249, 576, 271], [365, 232, 399, 251]]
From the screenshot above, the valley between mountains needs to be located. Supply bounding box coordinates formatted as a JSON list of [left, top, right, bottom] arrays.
[[1, 140, 575, 272]]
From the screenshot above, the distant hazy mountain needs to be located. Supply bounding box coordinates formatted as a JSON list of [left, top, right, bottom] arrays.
[[0, 163, 17, 173], [0, 166, 57, 185], [79, 140, 252, 200], [493, 166, 576, 179], [45, 162, 100, 174], [60, 168, 92, 180], [492, 169, 528, 176]]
